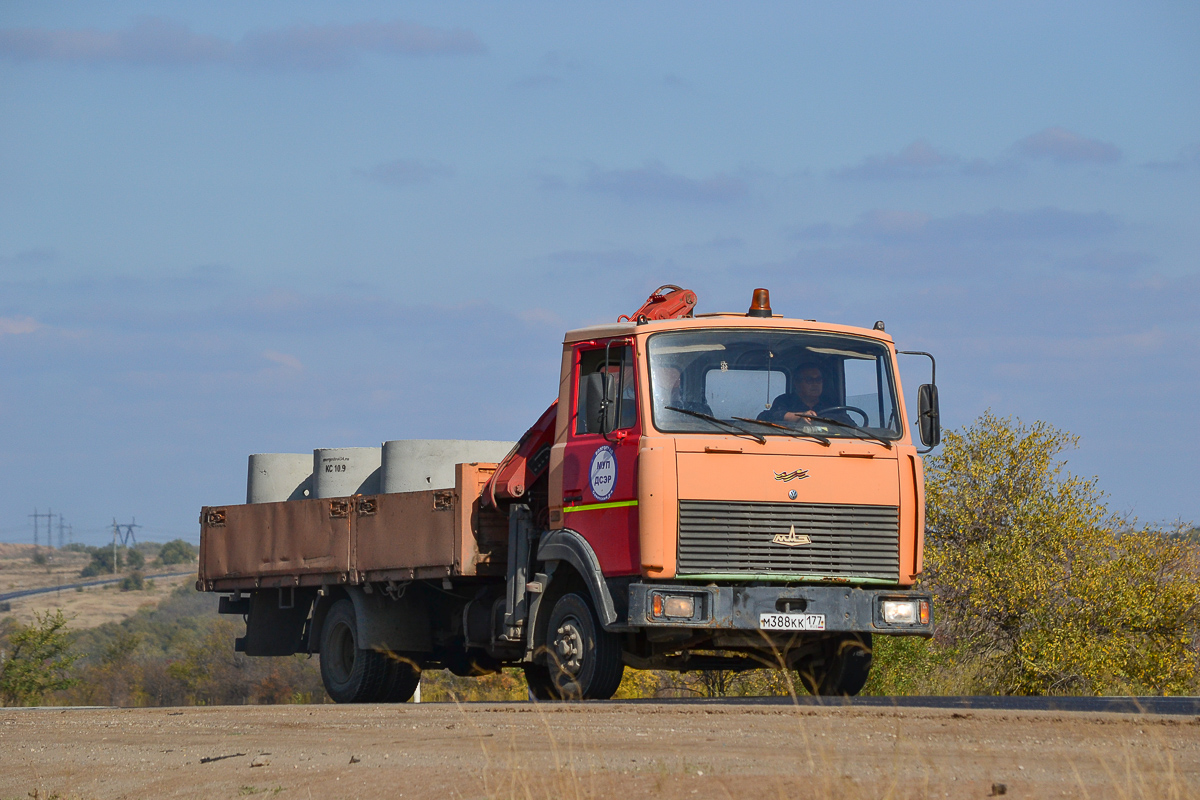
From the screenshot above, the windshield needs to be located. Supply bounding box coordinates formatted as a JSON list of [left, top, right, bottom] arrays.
[[647, 329, 902, 440]]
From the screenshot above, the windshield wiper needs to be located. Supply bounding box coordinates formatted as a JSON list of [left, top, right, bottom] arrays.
[[805, 416, 894, 449], [732, 417, 831, 446], [665, 407, 766, 444]]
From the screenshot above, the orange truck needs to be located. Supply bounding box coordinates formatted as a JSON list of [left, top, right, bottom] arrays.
[[197, 287, 940, 701]]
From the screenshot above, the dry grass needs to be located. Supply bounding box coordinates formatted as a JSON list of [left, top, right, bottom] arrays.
[[455, 700, 1200, 800], [0, 546, 195, 627], [0, 547, 92, 594]]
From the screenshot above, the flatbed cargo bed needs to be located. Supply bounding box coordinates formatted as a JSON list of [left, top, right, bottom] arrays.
[[197, 463, 507, 592]]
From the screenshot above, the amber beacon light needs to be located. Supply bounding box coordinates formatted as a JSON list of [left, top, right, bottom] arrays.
[[747, 287, 772, 317]]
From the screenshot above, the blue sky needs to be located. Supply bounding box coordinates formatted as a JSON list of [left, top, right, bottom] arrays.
[[1, 1, 1197, 545]]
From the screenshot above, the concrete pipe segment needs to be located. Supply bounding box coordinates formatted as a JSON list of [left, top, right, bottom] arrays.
[[312, 447, 382, 498], [381, 439, 517, 493], [246, 453, 314, 504]]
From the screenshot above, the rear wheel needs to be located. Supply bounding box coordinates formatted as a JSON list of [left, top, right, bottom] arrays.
[[319, 599, 390, 703], [796, 633, 873, 697], [544, 593, 624, 700]]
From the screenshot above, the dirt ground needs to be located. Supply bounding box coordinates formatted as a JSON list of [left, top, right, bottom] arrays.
[[2, 702, 1197, 800]]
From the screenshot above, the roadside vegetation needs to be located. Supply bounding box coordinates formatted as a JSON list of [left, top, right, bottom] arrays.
[[864, 412, 1200, 697], [0, 413, 1196, 706]]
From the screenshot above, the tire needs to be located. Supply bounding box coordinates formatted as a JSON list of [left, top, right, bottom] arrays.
[[379, 656, 422, 703], [523, 662, 561, 701], [543, 592, 624, 700], [318, 599, 391, 703], [796, 633, 873, 697]]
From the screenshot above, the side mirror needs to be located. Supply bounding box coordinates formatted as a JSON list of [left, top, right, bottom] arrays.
[[917, 383, 941, 448], [584, 372, 618, 435]]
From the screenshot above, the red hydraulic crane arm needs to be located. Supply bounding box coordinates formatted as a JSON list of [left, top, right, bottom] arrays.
[[483, 399, 558, 508], [617, 284, 697, 323], [485, 285, 695, 509]]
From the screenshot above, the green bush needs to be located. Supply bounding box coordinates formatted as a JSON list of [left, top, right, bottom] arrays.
[[157, 539, 197, 566], [919, 412, 1200, 695], [81, 547, 121, 577], [120, 571, 145, 591], [0, 610, 79, 705]]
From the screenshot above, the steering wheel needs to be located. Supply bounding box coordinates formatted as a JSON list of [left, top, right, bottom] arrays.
[[818, 405, 870, 427]]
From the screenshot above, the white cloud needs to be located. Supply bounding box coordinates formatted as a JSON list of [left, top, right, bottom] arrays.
[[0, 17, 485, 70], [1015, 127, 1121, 164], [262, 350, 303, 370], [839, 207, 1119, 243], [0, 316, 40, 335], [833, 140, 957, 180], [584, 162, 747, 203], [360, 158, 454, 187]]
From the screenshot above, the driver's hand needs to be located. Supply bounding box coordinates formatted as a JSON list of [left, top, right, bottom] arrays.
[[784, 411, 815, 422]]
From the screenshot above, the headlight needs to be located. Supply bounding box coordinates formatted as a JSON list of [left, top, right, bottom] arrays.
[[651, 593, 696, 619], [882, 600, 917, 624]]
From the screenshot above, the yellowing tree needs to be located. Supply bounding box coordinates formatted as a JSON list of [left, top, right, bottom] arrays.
[[0, 610, 79, 706], [923, 412, 1200, 695]]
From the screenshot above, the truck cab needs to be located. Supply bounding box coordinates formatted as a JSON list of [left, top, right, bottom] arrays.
[[503, 289, 937, 699]]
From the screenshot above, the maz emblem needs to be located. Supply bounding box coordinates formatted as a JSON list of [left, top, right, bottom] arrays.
[[773, 469, 809, 482], [773, 525, 812, 547]]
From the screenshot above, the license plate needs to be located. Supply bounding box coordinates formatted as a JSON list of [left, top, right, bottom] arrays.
[[759, 612, 826, 631]]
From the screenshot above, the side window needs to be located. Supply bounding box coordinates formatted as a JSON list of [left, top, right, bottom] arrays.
[[575, 346, 636, 434]]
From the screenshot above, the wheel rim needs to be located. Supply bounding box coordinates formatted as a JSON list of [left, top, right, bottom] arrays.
[[553, 616, 585, 674]]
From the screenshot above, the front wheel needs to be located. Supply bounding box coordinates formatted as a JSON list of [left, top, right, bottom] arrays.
[[796, 633, 873, 697], [523, 662, 561, 701], [543, 593, 624, 700]]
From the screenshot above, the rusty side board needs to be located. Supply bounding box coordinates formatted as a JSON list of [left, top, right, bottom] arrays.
[[200, 463, 510, 590], [199, 497, 352, 584], [454, 463, 509, 577], [353, 490, 455, 577]]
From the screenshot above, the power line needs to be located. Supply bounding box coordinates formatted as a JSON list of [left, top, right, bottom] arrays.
[[29, 508, 55, 550], [110, 517, 141, 574]]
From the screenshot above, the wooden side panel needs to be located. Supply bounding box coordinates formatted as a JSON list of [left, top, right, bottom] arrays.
[[200, 463, 509, 584], [353, 491, 456, 572], [200, 498, 351, 581]]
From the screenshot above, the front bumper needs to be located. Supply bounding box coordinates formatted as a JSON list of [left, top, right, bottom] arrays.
[[627, 583, 933, 636]]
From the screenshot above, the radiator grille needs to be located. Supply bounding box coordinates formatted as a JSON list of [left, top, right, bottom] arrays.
[[677, 500, 900, 580]]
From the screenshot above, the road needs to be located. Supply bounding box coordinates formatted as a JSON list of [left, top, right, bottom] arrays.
[[0, 570, 196, 603], [2, 700, 1197, 799]]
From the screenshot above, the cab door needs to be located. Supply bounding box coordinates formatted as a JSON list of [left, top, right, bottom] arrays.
[[560, 340, 641, 575]]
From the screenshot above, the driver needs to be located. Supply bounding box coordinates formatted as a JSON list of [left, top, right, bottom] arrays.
[[758, 362, 851, 425]]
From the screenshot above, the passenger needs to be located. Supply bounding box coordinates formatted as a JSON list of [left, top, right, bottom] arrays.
[[655, 365, 713, 417], [758, 363, 850, 425]]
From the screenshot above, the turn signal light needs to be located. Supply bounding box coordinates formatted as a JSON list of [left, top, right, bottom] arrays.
[[919, 599, 930, 625]]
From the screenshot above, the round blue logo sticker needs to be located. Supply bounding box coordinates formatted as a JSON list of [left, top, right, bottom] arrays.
[[589, 445, 617, 502]]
